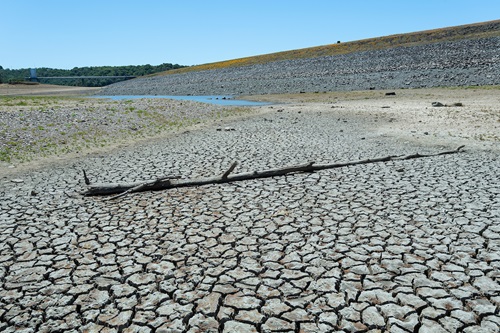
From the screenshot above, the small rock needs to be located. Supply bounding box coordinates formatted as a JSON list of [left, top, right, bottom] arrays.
[[262, 317, 295, 331], [223, 321, 257, 333], [224, 293, 261, 310], [432, 102, 445, 107], [362, 306, 385, 326]]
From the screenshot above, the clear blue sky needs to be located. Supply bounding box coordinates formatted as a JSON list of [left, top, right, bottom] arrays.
[[1, 0, 498, 69]]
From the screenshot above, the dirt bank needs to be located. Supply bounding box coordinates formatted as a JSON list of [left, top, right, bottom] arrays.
[[0, 83, 101, 96]]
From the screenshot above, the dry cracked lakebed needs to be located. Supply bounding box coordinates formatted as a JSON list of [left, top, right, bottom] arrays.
[[1, 90, 499, 332]]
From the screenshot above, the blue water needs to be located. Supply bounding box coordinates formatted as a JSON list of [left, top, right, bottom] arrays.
[[92, 95, 270, 106]]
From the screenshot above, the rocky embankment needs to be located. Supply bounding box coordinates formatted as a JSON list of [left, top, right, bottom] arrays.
[[99, 37, 500, 96]]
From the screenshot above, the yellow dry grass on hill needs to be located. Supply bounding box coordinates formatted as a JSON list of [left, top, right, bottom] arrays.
[[155, 19, 500, 75]]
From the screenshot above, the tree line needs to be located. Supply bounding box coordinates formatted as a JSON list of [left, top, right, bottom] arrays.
[[0, 63, 186, 87]]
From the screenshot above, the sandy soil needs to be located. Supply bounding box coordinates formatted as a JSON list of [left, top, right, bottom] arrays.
[[243, 87, 500, 151], [0, 83, 100, 96]]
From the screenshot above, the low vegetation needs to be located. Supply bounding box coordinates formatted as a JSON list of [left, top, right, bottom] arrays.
[[0, 96, 251, 163], [0, 63, 186, 87]]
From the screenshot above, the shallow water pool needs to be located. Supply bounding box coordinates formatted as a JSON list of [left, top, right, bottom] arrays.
[[92, 95, 270, 106]]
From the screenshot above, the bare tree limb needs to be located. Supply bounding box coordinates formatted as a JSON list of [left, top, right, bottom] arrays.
[[222, 161, 238, 179], [83, 169, 90, 185], [82, 145, 465, 198]]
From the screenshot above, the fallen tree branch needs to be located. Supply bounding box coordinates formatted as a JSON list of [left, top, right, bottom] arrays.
[[82, 169, 91, 185], [222, 161, 238, 179], [83, 145, 465, 198]]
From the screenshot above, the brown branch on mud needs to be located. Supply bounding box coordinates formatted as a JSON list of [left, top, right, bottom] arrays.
[[83, 145, 465, 199]]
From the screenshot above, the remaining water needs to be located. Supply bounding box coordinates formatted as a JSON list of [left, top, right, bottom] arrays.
[[92, 95, 270, 106]]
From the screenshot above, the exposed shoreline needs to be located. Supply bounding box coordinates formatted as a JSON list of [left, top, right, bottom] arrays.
[[1, 86, 498, 178], [0, 92, 265, 176], [0, 83, 101, 96]]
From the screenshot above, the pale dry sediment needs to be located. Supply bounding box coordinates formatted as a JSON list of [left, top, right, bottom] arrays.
[[0, 96, 256, 168], [0, 83, 100, 96]]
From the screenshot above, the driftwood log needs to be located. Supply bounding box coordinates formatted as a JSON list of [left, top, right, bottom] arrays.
[[83, 145, 465, 199]]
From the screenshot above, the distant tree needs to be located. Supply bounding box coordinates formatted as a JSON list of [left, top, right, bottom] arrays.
[[0, 63, 187, 87]]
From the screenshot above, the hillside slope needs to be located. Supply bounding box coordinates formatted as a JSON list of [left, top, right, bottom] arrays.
[[160, 19, 500, 75], [99, 20, 500, 96]]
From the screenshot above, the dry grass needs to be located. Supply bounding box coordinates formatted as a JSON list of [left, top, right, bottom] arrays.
[[0, 96, 255, 165], [154, 20, 500, 76]]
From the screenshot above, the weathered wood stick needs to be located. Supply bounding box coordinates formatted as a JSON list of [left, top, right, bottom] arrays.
[[222, 161, 238, 179], [82, 169, 90, 185], [83, 145, 465, 197], [84, 161, 316, 196]]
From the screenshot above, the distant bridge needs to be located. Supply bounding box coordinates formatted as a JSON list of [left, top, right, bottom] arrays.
[[26, 68, 136, 82]]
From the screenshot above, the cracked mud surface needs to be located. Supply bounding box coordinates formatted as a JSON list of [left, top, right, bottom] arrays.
[[1, 98, 499, 332]]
